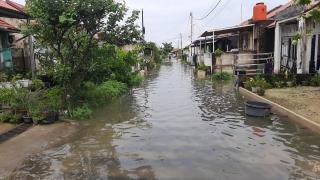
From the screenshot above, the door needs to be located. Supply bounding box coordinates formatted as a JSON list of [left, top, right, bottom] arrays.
[[309, 35, 316, 74], [281, 37, 297, 73], [317, 34, 320, 72]]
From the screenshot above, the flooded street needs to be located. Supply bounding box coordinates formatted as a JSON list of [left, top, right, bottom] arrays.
[[8, 61, 320, 179]]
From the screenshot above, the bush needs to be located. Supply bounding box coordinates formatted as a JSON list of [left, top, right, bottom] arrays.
[[211, 72, 232, 81], [71, 105, 93, 120], [244, 76, 271, 90], [311, 75, 320, 86], [0, 88, 13, 104], [197, 63, 209, 71], [31, 78, 44, 90], [128, 73, 144, 86], [82, 80, 128, 108]]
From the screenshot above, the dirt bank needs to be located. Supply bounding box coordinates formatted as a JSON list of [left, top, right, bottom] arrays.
[[0, 123, 16, 134], [0, 121, 79, 177], [265, 86, 320, 124]]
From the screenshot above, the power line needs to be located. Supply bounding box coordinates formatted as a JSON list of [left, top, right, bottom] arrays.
[[204, 0, 232, 27], [194, 0, 223, 21]]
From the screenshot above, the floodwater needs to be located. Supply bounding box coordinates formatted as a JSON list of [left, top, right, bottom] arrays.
[[8, 61, 320, 179]]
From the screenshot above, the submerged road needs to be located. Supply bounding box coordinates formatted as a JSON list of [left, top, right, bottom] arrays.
[[9, 60, 320, 179]]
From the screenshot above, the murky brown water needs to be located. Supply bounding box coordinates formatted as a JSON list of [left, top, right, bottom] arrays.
[[7, 61, 320, 179]]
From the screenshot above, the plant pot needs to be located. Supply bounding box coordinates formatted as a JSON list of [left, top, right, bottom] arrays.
[[1, 82, 12, 88], [251, 87, 258, 93], [41, 110, 56, 124], [22, 115, 33, 124], [257, 88, 265, 96], [17, 79, 31, 88], [197, 70, 206, 79]]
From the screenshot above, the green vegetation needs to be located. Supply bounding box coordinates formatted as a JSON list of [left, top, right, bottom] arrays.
[[211, 72, 233, 81], [197, 63, 209, 71], [0, 0, 160, 123], [244, 76, 271, 96], [311, 74, 320, 86]]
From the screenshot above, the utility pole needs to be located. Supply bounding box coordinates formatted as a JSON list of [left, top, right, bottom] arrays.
[[190, 12, 193, 44], [180, 33, 183, 49], [180, 33, 183, 58], [190, 12, 193, 57], [142, 9, 145, 40], [240, 1, 243, 23]]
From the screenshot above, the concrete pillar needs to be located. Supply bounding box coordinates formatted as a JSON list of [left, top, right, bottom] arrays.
[[274, 22, 281, 74]]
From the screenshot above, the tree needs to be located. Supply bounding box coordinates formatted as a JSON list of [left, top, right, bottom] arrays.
[[295, 0, 320, 21], [101, 9, 143, 46], [161, 42, 174, 56], [24, 0, 138, 110]]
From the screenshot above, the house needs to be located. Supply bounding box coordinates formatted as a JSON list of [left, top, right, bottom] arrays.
[[196, 2, 291, 74], [0, 0, 29, 73], [274, 1, 320, 74]]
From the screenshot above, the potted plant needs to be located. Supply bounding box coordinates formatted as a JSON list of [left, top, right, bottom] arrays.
[[197, 62, 208, 78], [41, 87, 62, 124], [214, 49, 224, 79], [249, 76, 270, 96]]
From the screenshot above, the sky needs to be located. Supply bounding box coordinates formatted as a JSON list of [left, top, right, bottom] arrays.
[[14, 0, 289, 47]]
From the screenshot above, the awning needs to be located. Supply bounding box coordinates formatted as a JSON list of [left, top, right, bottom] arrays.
[[200, 24, 255, 37]]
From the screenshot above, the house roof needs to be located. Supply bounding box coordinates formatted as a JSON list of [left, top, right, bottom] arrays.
[[0, 0, 28, 19], [200, 1, 294, 37], [0, 18, 19, 32], [200, 24, 254, 37]]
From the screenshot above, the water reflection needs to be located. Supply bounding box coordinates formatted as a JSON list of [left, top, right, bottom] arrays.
[[8, 61, 320, 179]]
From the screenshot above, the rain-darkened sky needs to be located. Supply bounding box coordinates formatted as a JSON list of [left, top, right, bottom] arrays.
[[15, 0, 289, 46]]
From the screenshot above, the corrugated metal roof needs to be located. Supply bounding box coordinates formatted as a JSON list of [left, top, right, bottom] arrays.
[[0, 19, 19, 32], [0, 0, 24, 13]]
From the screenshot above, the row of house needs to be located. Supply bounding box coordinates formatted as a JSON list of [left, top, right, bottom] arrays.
[[0, 0, 33, 74], [185, 0, 320, 76]]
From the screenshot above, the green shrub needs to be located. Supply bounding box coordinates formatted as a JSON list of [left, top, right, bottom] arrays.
[[31, 78, 44, 90], [71, 105, 93, 120], [43, 87, 63, 111], [0, 88, 13, 104], [311, 75, 320, 86], [82, 80, 128, 107], [244, 76, 271, 90], [197, 63, 208, 71], [98, 80, 128, 100], [211, 72, 232, 81], [128, 73, 144, 86]]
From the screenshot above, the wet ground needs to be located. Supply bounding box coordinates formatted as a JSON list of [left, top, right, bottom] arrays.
[[7, 60, 320, 179]]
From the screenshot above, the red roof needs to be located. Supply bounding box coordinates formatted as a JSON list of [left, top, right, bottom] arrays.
[[0, 19, 19, 32], [0, 0, 24, 13]]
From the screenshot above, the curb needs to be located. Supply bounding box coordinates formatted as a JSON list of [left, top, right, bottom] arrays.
[[239, 87, 320, 133]]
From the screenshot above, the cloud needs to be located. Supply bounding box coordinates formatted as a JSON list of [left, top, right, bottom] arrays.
[[15, 0, 289, 46]]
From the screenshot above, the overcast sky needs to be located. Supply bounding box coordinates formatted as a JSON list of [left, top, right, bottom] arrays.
[[15, 0, 289, 47]]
